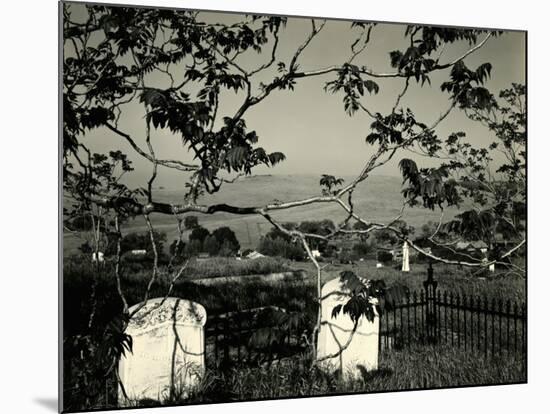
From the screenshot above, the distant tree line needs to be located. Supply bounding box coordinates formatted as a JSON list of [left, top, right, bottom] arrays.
[[256, 219, 417, 263], [79, 214, 241, 263]]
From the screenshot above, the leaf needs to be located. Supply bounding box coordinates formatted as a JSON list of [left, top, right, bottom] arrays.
[[331, 304, 343, 319], [389, 50, 403, 68], [399, 158, 419, 182], [139, 88, 165, 107], [475, 63, 492, 84], [101, 15, 118, 34], [339, 270, 366, 295], [364, 80, 379, 94], [268, 152, 286, 165], [80, 107, 113, 129], [226, 146, 248, 170], [399, 47, 419, 70]]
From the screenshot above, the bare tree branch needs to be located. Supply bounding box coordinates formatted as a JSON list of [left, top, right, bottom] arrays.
[[104, 123, 199, 172]]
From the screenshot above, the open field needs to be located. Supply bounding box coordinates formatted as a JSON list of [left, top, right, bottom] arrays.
[[63, 174, 464, 255]]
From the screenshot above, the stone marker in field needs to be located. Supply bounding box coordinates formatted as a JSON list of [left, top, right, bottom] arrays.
[[402, 241, 410, 272], [118, 297, 207, 405], [317, 277, 379, 379]]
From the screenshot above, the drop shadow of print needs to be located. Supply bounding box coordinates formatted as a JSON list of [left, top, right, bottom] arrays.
[[33, 397, 58, 412]]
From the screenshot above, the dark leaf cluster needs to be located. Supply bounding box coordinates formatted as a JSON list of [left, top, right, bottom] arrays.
[[331, 271, 409, 323], [399, 158, 461, 210], [325, 63, 379, 115]]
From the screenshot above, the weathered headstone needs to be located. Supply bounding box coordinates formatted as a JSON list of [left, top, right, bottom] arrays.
[[317, 277, 379, 379], [118, 297, 207, 405]]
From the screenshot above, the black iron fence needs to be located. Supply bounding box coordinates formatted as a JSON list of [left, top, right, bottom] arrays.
[[206, 265, 527, 368], [205, 306, 308, 368], [379, 264, 527, 356]]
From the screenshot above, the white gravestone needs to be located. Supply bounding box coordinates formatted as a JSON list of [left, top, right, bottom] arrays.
[[118, 297, 207, 405], [402, 241, 410, 272], [317, 277, 379, 379]]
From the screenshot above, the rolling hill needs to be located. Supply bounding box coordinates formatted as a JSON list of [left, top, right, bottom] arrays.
[[63, 174, 462, 254]]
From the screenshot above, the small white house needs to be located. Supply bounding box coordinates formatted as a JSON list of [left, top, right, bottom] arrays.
[[246, 251, 266, 260], [131, 249, 147, 255], [312, 249, 321, 259]]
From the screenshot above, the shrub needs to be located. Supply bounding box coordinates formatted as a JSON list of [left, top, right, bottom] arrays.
[[169, 239, 186, 258], [212, 227, 240, 252], [218, 240, 238, 257], [377, 250, 394, 263], [338, 250, 354, 264], [258, 236, 304, 260], [184, 215, 199, 230], [352, 242, 372, 259], [203, 235, 220, 256], [189, 226, 210, 245], [185, 239, 202, 257]]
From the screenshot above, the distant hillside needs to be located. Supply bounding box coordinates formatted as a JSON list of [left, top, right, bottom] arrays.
[[63, 174, 462, 254]]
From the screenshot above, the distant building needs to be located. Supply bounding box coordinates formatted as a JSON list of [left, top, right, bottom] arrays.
[[455, 240, 488, 253], [312, 249, 321, 258], [131, 249, 147, 255], [196, 253, 210, 261], [455, 241, 471, 250], [246, 251, 265, 260], [470, 240, 488, 253]]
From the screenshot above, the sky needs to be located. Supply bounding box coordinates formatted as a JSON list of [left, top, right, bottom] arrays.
[[66, 3, 526, 189]]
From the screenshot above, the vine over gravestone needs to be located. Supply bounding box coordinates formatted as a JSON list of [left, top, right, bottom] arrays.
[[118, 297, 207, 405], [317, 277, 379, 379]]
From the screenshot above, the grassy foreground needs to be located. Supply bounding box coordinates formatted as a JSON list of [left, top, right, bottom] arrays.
[[121, 345, 525, 408], [193, 348, 524, 403]]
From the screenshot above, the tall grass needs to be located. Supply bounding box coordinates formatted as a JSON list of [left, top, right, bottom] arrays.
[[181, 345, 525, 404]]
